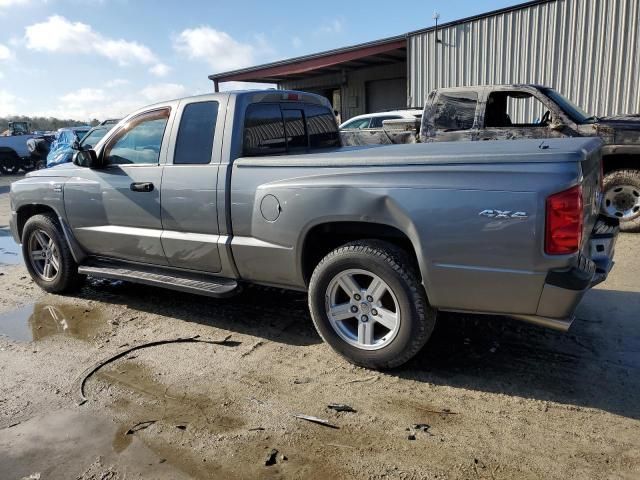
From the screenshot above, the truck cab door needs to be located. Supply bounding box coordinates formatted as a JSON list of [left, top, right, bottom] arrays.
[[159, 99, 224, 273], [478, 89, 567, 141], [64, 108, 172, 265], [422, 90, 479, 142]]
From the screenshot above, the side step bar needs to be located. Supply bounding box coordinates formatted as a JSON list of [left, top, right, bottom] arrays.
[[78, 261, 239, 298]]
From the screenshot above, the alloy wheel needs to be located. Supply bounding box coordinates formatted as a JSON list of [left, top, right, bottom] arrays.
[[325, 268, 401, 351], [28, 229, 61, 281]]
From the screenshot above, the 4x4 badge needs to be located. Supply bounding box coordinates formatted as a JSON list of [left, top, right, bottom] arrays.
[[479, 209, 528, 219]]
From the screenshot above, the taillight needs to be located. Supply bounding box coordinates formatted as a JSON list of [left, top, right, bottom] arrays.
[[545, 185, 583, 255]]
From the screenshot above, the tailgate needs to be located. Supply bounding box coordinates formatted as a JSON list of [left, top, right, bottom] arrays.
[[579, 142, 605, 250]]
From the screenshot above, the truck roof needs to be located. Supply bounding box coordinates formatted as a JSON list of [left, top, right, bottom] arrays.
[[126, 89, 332, 119], [434, 83, 548, 92]]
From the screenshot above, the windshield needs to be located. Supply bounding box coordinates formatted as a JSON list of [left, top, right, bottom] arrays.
[[540, 88, 594, 124], [80, 128, 108, 148], [11, 123, 29, 134]]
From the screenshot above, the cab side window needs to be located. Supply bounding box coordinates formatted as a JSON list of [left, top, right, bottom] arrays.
[[174, 101, 219, 164], [485, 91, 550, 127], [104, 109, 170, 165], [432, 92, 478, 131]]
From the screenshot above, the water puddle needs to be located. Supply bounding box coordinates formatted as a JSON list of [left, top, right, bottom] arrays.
[[0, 409, 189, 479], [0, 302, 106, 342], [0, 227, 21, 265]]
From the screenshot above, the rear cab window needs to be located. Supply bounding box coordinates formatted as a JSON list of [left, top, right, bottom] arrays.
[[432, 92, 478, 131], [243, 102, 340, 156]]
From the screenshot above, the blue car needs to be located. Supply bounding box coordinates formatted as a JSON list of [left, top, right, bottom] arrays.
[[46, 126, 92, 168]]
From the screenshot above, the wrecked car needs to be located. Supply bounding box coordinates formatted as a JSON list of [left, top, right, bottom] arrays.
[[46, 126, 92, 168], [342, 84, 640, 232], [10, 90, 617, 369]]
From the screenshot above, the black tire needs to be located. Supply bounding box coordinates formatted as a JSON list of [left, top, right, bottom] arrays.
[[0, 154, 19, 175], [603, 169, 640, 233], [21, 213, 84, 293], [308, 240, 436, 369]]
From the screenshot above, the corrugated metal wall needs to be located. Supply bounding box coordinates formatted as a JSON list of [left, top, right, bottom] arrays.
[[408, 0, 640, 117]]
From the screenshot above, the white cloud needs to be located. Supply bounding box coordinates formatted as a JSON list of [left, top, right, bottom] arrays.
[[174, 26, 263, 72], [61, 88, 106, 105], [140, 83, 186, 103], [0, 43, 12, 61], [0, 89, 20, 116], [26, 82, 188, 121], [24, 15, 166, 73], [0, 0, 31, 7], [105, 78, 129, 88], [149, 63, 170, 77]]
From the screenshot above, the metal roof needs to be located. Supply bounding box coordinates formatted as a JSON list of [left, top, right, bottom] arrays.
[[407, 0, 556, 36], [209, 36, 407, 84]]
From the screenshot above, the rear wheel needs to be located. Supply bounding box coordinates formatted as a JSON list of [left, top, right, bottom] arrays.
[[0, 153, 20, 175], [22, 214, 84, 293], [308, 240, 436, 369], [603, 169, 640, 232]]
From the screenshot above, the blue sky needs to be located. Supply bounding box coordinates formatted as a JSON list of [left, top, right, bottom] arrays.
[[0, 0, 520, 120]]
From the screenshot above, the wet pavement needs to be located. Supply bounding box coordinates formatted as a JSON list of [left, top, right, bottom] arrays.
[[0, 409, 190, 480], [0, 302, 107, 342], [0, 227, 21, 265]]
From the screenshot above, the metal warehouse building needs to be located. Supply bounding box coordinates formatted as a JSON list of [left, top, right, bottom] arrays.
[[210, 0, 640, 121]]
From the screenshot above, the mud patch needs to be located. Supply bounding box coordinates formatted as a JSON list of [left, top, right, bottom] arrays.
[[0, 302, 107, 342], [0, 227, 21, 265], [91, 362, 353, 479]]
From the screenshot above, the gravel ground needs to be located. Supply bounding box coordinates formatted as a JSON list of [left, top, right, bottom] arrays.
[[0, 173, 639, 480]]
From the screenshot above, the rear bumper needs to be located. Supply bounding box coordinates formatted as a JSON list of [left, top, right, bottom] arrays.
[[513, 216, 618, 331]]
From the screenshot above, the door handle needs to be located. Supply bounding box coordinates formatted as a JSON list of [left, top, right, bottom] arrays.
[[130, 182, 154, 192]]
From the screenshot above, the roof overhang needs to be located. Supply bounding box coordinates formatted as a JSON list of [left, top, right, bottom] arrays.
[[209, 36, 407, 85]]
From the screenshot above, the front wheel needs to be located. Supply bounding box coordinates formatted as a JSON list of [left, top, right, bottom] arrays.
[[308, 240, 436, 369], [602, 169, 640, 232], [22, 213, 84, 293]]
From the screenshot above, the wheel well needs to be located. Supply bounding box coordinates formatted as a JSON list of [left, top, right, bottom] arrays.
[[602, 154, 640, 175], [301, 222, 420, 284], [16, 205, 58, 240], [0, 148, 20, 161]]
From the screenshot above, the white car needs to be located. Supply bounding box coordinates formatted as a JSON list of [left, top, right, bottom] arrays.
[[339, 109, 423, 130]]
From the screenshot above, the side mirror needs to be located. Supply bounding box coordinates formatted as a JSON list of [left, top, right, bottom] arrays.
[[73, 149, 100, 168], [550, 121, 565, 131]]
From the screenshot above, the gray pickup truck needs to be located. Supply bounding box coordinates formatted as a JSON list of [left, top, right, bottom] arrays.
[[342, 84, 640, 232], [9, 90, 618, 369]]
